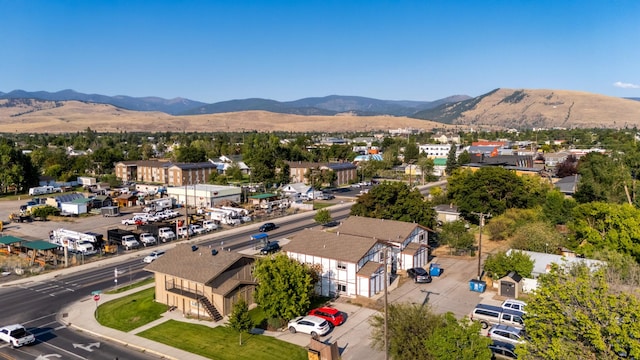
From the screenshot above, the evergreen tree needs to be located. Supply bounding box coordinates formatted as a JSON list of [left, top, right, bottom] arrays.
[[445, 145, 458, 175]]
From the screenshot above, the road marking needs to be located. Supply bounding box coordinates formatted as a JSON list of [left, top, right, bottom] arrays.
[[72, 342, 100, 352]]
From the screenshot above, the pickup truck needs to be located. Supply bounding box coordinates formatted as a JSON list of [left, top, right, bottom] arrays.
[[202, 220, 218, 232], [0, 324, 35, 348]]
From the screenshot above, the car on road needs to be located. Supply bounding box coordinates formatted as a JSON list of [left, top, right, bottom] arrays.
[[259, 222, 278, 232], [488, 324, 527, 346], [139, 233, 157, 246], [143, 250, 165, 263], [308, 306, 345, 327], [287, 315, 331, 339], [0, 324, 35, 348], [406, 267, 432, 283], [260, 241, 280, 255]]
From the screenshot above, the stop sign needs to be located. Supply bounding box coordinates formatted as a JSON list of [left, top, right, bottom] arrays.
[[93, 294, 100, 301]]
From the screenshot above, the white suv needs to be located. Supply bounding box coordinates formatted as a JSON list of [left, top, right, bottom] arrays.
[[488, 325, 527, 346], [287, 315, 331, 339]]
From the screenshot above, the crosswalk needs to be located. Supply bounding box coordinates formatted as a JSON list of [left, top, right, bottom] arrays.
[[18, 279, 82, 297]]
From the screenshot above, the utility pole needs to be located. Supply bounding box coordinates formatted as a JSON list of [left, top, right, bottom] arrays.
[[383, 246, 389, 360], [471, 212, 491, 280]]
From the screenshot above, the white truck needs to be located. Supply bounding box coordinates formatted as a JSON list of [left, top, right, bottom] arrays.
[[139, 233, 157, 246], [158, 227, 176, 242], [0, 324, 35, 348], [50, 228, 100, 255], [121, 235, 140, 250]]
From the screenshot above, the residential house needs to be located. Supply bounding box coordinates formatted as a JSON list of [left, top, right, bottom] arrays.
[[283, 229, 387, 298], [210, 155, 251, 175], [554, 175, 580, 196], [432, 158, 447, 177], [280, 182, 312, 199], [335, 216, 431, 272], [434, 204, 461, 224], [505, 249, 604, 293], [144, 244, 257, 320]]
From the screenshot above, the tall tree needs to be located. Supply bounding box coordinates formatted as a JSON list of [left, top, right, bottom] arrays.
[[253, 254, 315, 321], [351, 182, 436, 228], [445, 145, 458, 175], [404, 141, 420, 163], [483, 250, 534, 280], [447, 166, 531, 222]]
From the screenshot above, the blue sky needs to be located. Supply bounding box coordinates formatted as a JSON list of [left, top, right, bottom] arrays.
[[1, 0, 639, 103]]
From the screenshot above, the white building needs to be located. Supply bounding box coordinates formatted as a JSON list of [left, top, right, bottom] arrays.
[[283, 217, 431, 298], [419, 144, 452, 158], [165, 184, 241, 208]]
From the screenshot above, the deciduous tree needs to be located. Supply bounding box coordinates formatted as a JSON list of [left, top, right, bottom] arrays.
[[227, 299, 253, 345], [483, 250, 533, 280], [314, 209, 332, 225], [439, 220, 475, 254], [518, 262, 640, 360], [253, 254, 315, 322]]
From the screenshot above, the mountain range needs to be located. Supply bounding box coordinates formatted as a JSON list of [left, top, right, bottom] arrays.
[[0, 89, 469, 117], [2, 88, 640, 132]]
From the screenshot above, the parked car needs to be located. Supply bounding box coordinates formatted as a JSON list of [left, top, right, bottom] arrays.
[[287, 315, 331, 339], [488, 341, 518, 359], [177, 226, 194, 238], [406, 267, 432, 283], [501, 299, 527, 313], [260, 241, 280, 255], [139, 233, 157, 246], [0, 324, 35, 348], [488, 325, 527, 346], [308, 306, 345, 327], [259, 222, 278, 232], [143, 250, 165, 263]]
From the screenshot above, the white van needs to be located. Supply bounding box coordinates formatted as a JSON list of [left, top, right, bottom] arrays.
[[470, 303, 525, 329]]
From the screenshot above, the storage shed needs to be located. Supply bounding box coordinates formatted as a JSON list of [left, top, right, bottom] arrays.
[[498, 271, 523, 299]]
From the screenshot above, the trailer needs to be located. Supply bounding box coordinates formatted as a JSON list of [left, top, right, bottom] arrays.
[[100, 206, 120, 217], [28, 186, 58, 196]]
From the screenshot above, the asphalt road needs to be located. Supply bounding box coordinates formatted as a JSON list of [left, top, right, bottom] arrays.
[[0, 201, 353, 360]]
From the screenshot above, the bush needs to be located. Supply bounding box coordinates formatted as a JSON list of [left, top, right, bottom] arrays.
[[267, 317, 285, 331]]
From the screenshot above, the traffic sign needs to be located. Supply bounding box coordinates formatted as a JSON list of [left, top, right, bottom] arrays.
[[93, 294, 100, 301]]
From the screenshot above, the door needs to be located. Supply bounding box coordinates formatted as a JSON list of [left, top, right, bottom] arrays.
[[500, 281, 516, 298]]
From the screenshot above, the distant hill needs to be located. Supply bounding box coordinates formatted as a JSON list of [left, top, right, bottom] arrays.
[[0, 89, 206, 115], [0, 90, 470, 117], [180, 94, 471, 116], [412, 88, 640, 129]]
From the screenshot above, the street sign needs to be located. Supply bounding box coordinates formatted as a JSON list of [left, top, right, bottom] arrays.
[[93, 294, 100, 301]]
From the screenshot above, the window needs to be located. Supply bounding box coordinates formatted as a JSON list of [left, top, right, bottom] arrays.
[[337, 284, 347, 292], [337, 261, 347, 270]]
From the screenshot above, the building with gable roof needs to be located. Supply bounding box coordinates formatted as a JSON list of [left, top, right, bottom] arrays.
[[144, 243, 256, 321]]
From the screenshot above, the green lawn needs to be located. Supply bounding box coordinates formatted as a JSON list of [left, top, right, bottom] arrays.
[[138, 320, 308, 360], [105, 277, 155, 294], [95, 287, 167, 332]]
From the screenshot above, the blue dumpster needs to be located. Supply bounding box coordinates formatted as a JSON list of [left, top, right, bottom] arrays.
[[429, 263, 442, 277], [469, 279, 486, 293]]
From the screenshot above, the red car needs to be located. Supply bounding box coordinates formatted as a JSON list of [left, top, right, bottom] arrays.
[[308, 306, 345, 326]]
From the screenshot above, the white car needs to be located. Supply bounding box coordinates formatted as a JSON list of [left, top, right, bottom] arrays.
[[287, 315, 331, 339], [139, 233, 157, 246], [0, 324, 35, 348], [143, 250, 165, 263]]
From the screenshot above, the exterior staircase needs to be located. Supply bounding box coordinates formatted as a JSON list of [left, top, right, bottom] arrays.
[[197, 295, 223, 321]]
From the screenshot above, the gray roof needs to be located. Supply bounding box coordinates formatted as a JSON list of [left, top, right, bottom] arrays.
[[144, 243, 254, 284], [434, 204, 459, 213], [336, 216, 427, 243], [283, 229, 379, 263]]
